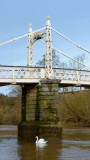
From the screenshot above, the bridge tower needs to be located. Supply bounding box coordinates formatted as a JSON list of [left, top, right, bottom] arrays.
[[45, 16, 53, 78], [18, 17, 62, 143], [27, 24, 33, 67], [27, 17, 53, 77]]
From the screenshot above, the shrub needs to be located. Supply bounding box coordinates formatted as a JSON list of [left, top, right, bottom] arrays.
[[59, 90, 90, 126]]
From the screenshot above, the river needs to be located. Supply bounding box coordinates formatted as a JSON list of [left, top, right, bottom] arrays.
[[0, 125, 90, 160]]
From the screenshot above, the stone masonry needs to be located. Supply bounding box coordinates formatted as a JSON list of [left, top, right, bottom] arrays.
[[18, 80, 62, 143]]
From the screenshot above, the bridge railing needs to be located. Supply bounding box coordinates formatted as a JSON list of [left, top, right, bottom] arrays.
[[0, 66, 45, 79], [53, 68, 90, 82], [0, 66, 90, 82]]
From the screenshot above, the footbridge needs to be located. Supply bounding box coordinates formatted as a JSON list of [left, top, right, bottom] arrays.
[[0, 17, 90, 87], [0, 65, 90, 87], [0, 17, 90, 142]]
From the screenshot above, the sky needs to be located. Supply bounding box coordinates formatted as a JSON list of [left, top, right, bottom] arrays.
[[0, 0, 90, 95]]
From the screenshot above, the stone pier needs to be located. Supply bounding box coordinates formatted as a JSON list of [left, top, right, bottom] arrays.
[[18, 80, 62, 143]]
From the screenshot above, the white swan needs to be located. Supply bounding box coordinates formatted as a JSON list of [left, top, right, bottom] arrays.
[[35, 136, 48, 144]]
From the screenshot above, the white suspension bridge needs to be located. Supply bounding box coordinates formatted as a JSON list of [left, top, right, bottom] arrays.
[[0, 17, 90, 87]]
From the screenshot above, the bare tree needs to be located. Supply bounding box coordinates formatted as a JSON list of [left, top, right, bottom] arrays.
[[8, 85, 22, 97], [69, 53, 85, 70], [36, 49, 62, 68]]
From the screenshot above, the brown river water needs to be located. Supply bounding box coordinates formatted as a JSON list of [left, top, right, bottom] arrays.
[[0, 125, 90, 160]]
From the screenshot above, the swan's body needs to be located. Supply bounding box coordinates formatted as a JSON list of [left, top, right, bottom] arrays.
[[35, 136, 48, 144]]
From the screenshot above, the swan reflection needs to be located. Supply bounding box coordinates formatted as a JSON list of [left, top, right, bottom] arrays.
[[36, 143, 47, 149]]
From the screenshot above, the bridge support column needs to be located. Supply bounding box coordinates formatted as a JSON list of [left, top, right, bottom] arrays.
[[45, 16, 53, 79], [18, 80, 62, 143], [27, 24, 33, 67]]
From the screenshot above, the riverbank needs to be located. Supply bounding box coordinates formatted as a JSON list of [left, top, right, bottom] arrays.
[[61, 121, 90, 128], [59, 90, 90, 127], [0, 89, 90, 127], [0, 94, 21, 125]]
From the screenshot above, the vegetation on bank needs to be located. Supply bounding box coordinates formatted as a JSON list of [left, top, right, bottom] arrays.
[[0, 88, 90, 127], [0, 49, 88, 126], [59, 90, 90, 127], [0, 94, 21, 124]]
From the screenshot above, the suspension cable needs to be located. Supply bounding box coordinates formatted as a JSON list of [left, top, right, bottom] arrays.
[[33, 27, 46, 34], [53, 47, 90, 69], [51, 27, 90, 53], [13, 39, 16, 67], [0, 27, 46, 46], [40, 39, 90, 69], [0, 35, 28, 46]]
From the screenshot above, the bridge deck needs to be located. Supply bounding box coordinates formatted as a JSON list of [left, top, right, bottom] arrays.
[[0, 66, 90, 87]]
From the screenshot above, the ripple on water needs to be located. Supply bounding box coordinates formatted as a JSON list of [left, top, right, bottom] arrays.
[[0, 126, 90, 160]]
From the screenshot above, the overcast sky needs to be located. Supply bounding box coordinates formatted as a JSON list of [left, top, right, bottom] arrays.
[[0, 0, 90, 95]]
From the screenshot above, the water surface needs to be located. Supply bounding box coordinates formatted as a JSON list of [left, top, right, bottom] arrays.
[[0, 125, 90, 160]]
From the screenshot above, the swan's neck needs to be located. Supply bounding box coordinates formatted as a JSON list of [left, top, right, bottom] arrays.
[[36, 137, 39, 143]]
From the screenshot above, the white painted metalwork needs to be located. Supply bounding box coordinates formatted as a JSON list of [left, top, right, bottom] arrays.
[[0, 17, 90, 87], [0, 27, 46, 46], [40, 39, 90, 69], [53, 68, 90, 82], [45, 16, 53, 78], [0, 66, 90, 86], [53, 47, 90, 69], [0, 66, 45, 81], [51, 27, 90, 54], [27, 24, 33, 67]]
